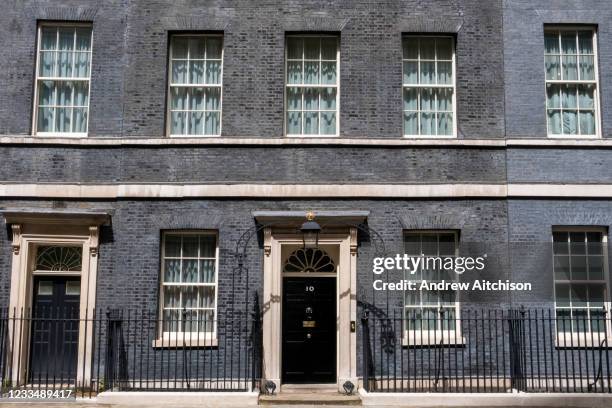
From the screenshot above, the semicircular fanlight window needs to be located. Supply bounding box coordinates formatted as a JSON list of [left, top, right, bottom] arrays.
[[35, 246, 83, 272], [283, 248, 335, 273]]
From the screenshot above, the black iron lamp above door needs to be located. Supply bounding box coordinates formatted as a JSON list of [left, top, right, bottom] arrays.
[[300, 211, 321, 249]]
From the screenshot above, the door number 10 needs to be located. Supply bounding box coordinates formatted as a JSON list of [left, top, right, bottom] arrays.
[[305, 286, 315, 292]]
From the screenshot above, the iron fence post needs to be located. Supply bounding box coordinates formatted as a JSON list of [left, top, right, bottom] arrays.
[[362, 310, 370, 392]]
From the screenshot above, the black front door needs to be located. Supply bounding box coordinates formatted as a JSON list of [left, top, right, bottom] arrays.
[[29, 277, 81, 382], [282, 277, 336, 383]]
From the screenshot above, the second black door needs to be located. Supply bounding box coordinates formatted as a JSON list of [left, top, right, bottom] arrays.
[[282, 277, 336, 383], [29, 277, 81, 382]]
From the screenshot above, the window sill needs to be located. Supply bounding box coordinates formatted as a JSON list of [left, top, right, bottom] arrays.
[[285, 134, 339, 138], [33, 132, 88, 138], [555, 335, 611, 349], [168, 134, 221, 138], [152, 337, 218, 348], [546, 134, 600, 139], [403, 135, 457, 139], [402, 333, 466, 347]]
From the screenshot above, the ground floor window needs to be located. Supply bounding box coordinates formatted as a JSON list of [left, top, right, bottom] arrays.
[[553, 228, 609, 335], [403, 231, 459, 333], [160, 231, 218, 335]]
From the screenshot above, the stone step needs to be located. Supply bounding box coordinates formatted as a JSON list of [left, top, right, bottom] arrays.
[[259, 392, 361, 405]]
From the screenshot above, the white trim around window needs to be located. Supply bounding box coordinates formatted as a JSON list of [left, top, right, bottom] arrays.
[[155, 230, 219, 347], [552, 227, 611, 347], [402, 35, 457, 138], [402, 230, 464, 346], [544, 26, 601, 139], [284, 34, 340, 137], [166, 34, 223, 138], [32, 22, 93, 137]]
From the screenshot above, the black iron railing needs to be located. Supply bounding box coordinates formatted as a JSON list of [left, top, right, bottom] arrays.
[[361, 308, 612, 393], [0, 306, 262, 398]]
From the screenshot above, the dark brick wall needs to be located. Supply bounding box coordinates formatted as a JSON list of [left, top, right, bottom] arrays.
[[503, 0, 612, 138], [507, 147, 612, 183], [0, 0, 505, 138], [0, 145, 506, 184]]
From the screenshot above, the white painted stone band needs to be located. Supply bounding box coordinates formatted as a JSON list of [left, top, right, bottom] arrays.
[[2, 135, 612, 147], [1, 183, 612, 198]]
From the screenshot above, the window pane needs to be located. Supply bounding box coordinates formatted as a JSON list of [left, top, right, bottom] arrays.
[[321, 88, 336, 110], [437, 88, 452, 111], [321, 61, 336, 84], [172, 38, 188, 58], [165, 234, 182, 256], [183, 236, 199, 257], [320, 111, 336, 135], [546, 85, 561, 108], [588, 256, 604, 280], [40, 27, 57, 50], [56, 107, 71, 133], [569, 232, 586, 254], [545, 55, 560, 80], [563, 111, 578, 134], [287, 111, 302, 134], [37, 107, 54, 132], [58, 50, 73, 78], [164, 259, 181, 282], [561, 85, 577, 109], [437, 61, 452, 85], [554, 256, 570, 280], [171, 112, 186, 134], [403, 61, 418, 84], [438, 113, 452, 136], [579, 111, 595, 135], [420, 38, 435, 59], [561, 32, 577, 54], [420, 112, 434, 135], [578, 85, 594, 109], [189, 112, 203, 135], [571, 285, 588, 307], [287, 37, 302, 59], [171, 87, 188, 110], [403, 88, 418, 111], [579, 56, 595, 80], [403, 38, 418, 59], [38, 81, 56, 106], [205, 112, 220, 135], [562, 55, 578, 80], [544, 32, 560, 54], [548, 110, 561, 134], [304, 88, 319, 110], [39, 51, 56, 77], [287, 87, 301, 110], [304, 61, 319, 84], [587, 232, 603, 254], [304, 112, 319, 134], [75, 28, 91, 51], [287, 61, 303, 84], [73, 108, 88, 133], [190, 60, 205, 84], [571, 255, 587, 280], [555, 284, 570, 307], [578, 31, 593, 54], [588, 284, 605, 307], [436, 38, 453, 60], [206, 37, 222, 59], [321, 38, 337, 60], [304, 38, 320, 59], [172, 60, 188, 84], [199, 287, 215, 308], [206, 60, 221, 84], [404, 112, 418, 135], [199, 260, 216, 283], [420, 61, 435, 84], [164, 287, 180, 308], [75, 51, 90, 77], [206, 87, 221, 110], [182, 286, 198, 309]]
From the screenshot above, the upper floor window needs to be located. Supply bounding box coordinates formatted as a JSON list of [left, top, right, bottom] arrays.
[[402, 36, 456, 138], [285, 35, 339, 136], [545, 28, 599, 137], [160, 232, 218, 337], [168, 35, 223, 137], [34, 24, 92, 136], [553, 229, 609, 335]]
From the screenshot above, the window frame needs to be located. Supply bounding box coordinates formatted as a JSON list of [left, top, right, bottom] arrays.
[[32, 22, 93, 138], [402, 34, 457, 139], [402, 230, 464, 346], [284, 33, 340, 138], [543, 26, 601, 139], [156, 230, 219, 346], [166, 33, 224, 138], [552, 226, 611, 346]]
